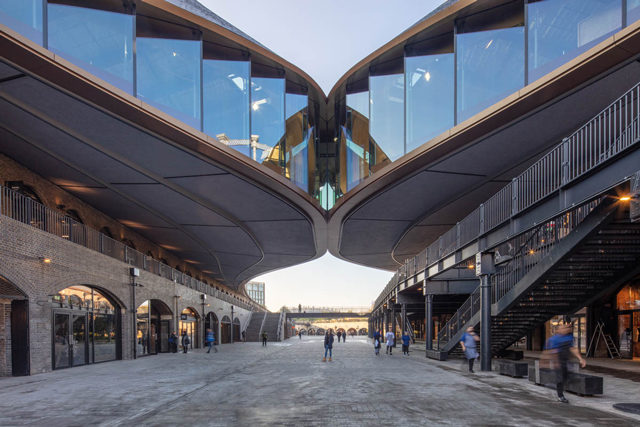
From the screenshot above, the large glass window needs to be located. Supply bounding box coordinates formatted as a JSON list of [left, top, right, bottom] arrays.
[[344, 91, 371, 191], [251, 77, 285, 170], [369, 74, 405, 163], [528, 0, 622, 83], [285, 92, 309, 191], [48, 2, 134, 94], [630, 0, 640, 25], [136, 18, 202, 129], [0, 0, 43, 44], [456, 27, 524, 123], [405, 53, 454, 152], [203, 59, 250, 156]]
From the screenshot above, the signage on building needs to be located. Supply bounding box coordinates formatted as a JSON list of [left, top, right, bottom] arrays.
[[631, 172, 640, 222], [180, 314, 188, 320]]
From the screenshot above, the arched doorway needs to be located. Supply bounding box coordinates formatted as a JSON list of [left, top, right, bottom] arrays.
[[316, 328, 325, 336], [0, 275, 29, 376], [337, 328, 346, 336], [307, 328, 315, 335], [136, 299, 172, 356], [179, 307, 200, 351], [347, 328, 357, 336], [204, 312, 219, 344], [359, 328, 368, 336], [52, 285, 121, 369], [220, 315, 231, 344], [232, 317, 241, 343]]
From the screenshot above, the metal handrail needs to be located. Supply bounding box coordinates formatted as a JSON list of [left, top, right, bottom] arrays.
[[0, 185, 263, 312], [374, 81, 640, 311]]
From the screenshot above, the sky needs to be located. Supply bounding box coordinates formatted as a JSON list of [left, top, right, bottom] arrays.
[[200, 0, 443, 310]]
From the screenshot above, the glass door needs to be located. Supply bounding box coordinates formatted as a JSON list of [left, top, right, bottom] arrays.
[[72, 314, 87, 366], [54, 312, 70, 369]]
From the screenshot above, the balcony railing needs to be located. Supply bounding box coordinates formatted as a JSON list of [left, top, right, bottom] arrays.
[[0, 185, 262, 312], [374, 80, 640, 310]]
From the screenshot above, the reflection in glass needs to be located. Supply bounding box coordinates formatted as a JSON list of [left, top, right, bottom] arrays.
[[137, 37, 202, 129], [203, 60, 250, 156], [136, 300, 150, 356], [405, 53, 454, 152], [285, 93, 309, 191], [630, 0, 640, 25], [48, 3, 134, 94], [0, 0, 42, 44], [457, 27, 524, 123], [344, 91, 371, 191], [93, 313, 116, 363], [369, 74, 404, 163], [72, 315, 86, 366], [528, 0, 622, 82], [251, 77, 285, 171], [54, 313, 69, 369]]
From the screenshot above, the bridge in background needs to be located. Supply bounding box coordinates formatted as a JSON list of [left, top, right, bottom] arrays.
[[284, 306, 371, 319]]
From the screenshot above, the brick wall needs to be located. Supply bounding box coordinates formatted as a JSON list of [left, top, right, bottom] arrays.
[[0, 215, 253, 376], [0, 301, 10, 376]]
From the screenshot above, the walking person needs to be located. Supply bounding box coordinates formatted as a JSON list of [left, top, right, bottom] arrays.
[[337, 330, 342, 343], [401, 331, 411, 356], [169, 331, 178, 353], [373, 329, 381, 345], [299, 330, 302, 340], [343, 331, 347, 342], [323, 329, 334, 362], [181, 331, 190, 354], [374, 335, 381, 356], [205, 328, 218, 353], [460, 327, 479, 372], [545, 322, 586, 403], [385, 329, 395, 355], [242, 330, 246, 343], [261, 331, 268, 347]]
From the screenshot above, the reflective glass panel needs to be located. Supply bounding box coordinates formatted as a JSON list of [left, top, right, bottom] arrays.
[[369, 74, 405, 163], [405, 53, 454, 152], [344, 91, 371, 191], [456, 27, 524, 123], [251, 77, 285, 168], [92, 313, 116, 363], [630, 0, 640, 25], [203, 60, 250, 156], [53, 313, 69, 369], [48, 3, 134, 94], [137, 37, 202, 129], [528, 0, 622, 82], [285, 93, 309, 191], [0, 0, 42, 44]]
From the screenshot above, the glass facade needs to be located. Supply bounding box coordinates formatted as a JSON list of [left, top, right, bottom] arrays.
[[246, 281, 265, 305], [136, 20, 202, 129], [3, 0, 638, 210], [405, 53, 454, 152], [251, 77, 285, 171], [456, 27, 525, 122], [203, 59, 251, 156], [528, 0, 622, 83], [369, 74, 404, 163], [0, 0, 43, 44], [48, 2, 134, 94]]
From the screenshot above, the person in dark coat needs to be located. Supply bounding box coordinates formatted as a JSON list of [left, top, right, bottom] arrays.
[[206, 328, 217, 353], [169, 331, 178, 353], [181, 331, 190, 354], [323, 329, 335, 362], [337, 330, 342, 343]]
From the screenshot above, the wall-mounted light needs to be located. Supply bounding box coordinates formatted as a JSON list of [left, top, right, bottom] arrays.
[[40, 257, 52, 264], [619, 196, 632, 201]]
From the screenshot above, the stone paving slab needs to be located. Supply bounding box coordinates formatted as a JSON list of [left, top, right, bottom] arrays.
[[0, 337, 639, 426]]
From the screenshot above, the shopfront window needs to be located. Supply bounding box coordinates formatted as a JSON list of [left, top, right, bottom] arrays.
[[251, 77, 285, 170], [616, 284, 640, 359], [369, 73, 404, 164], [405, 53, 454, 152], [527, 0, 622, 83], [179, 307, 199, 350], [0, 0, 43, 44], [456, 26, 524, 122], [47, 2, 134, 94], [136, 17, 202, 129], [203, 57, 250, 156], [52, 285, 118, 368]]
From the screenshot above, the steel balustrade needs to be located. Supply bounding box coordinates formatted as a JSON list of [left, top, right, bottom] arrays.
[[374, 81, 640, 313], [0, 185, 263, 312]]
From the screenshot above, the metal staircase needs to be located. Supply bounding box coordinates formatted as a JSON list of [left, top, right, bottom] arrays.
[[436, 199, 640, 355]]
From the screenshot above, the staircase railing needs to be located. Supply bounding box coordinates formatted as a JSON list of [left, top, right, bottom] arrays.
[[436, 199, 601, 351], [375, 81, 640, 311]]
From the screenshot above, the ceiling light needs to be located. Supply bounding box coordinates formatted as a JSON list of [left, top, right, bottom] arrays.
[[172, 51, 177, 57], [485, 39, 493, 49], [424, 71, 431, 82]]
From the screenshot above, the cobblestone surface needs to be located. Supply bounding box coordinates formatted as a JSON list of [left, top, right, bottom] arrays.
[[0, 337, 638, 426]]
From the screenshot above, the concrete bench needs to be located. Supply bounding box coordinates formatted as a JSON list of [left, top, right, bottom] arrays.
[[496, 349, 523, 360], [425, 349, 448, 361], [528, 363, 603, 396], [495, 359, 529, 378]]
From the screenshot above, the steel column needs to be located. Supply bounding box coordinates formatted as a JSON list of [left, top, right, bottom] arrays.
[[425, 294, 433, 351], [392, 307, 397, 347], [480, 274, 492, 371], [401, 303, 407, 336]]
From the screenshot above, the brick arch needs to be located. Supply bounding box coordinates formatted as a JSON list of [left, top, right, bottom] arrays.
[[0, 264, 37, 299], [49, 277, 129, 310]]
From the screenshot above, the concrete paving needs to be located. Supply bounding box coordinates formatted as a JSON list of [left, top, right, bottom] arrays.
[[1, 337, 639, 426]]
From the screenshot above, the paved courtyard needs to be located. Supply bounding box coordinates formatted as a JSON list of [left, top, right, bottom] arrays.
[[1, 336, 639, 426]]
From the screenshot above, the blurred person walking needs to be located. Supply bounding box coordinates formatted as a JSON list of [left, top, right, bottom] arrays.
[[460, 327, 479, 372], [545, 322, 586, 403], [323, 329, 335, 362]]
